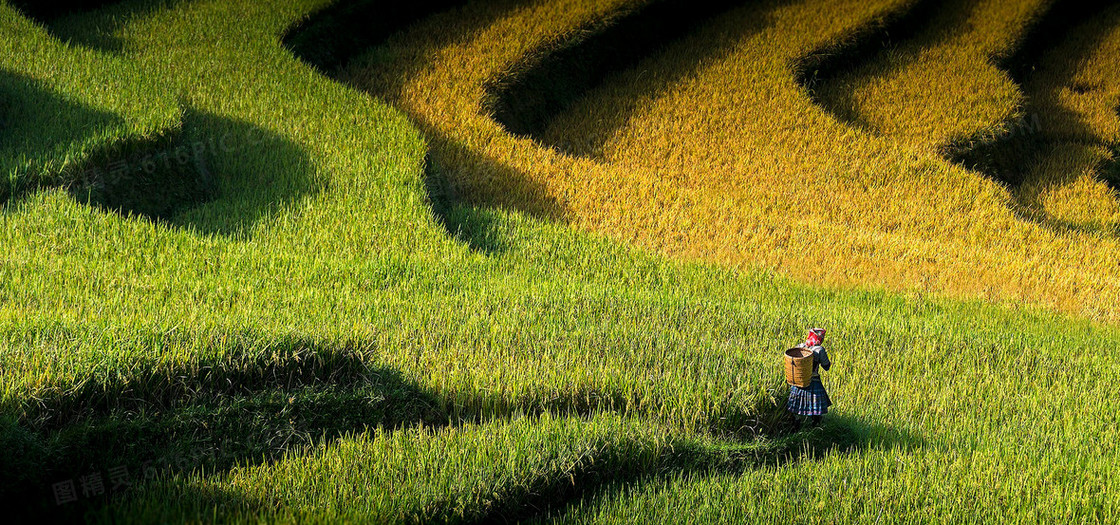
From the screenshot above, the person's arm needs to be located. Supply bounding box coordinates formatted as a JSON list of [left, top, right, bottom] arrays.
[[814, 346, 831, 371]]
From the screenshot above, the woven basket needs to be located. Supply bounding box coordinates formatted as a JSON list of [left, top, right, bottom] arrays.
[[784, 347, 814, 388]]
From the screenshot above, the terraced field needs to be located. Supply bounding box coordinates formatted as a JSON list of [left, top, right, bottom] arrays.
[[349, 0, 1120, 320], [1, 0, 1119, 522]]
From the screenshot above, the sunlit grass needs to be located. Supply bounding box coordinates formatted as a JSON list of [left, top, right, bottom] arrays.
[[1007, 6, 1120, 232], [353, 0, 1120, 321], [1, 0, 1119, 522]]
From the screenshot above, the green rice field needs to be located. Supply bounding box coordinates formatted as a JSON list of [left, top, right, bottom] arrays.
[[1, 0, 1118, 523]]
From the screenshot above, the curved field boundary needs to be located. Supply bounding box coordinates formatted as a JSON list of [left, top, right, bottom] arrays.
[[0, 8, 180, 201], [808, 0, 1120, 236], [4, 1, 1120, 522], [7, 0, 123, 20], [1001, 0, 1120, 84], [0, 84, 219, 223], [8, 0, 192, 52], [282, 0, 467, 73], [98, 412, 893, 523], [971, 4, 1120, 235], [487, 0, 757, 144], [811, 0, 1054, 154], [340, 0, 1120, 320]]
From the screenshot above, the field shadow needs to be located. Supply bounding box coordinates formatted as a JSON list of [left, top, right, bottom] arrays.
[[281, 0, 469, 74], [283, 0, 559, 252], [946, 1, 1120, 235], [63, 118, 218, 223], [0, 331, 449, 520], [166, 110, 322, 237], [809, 0, 1117, 151], [804, 0, 1120, 235], [7, 0, 126, 21], [999, 0, 1120, 85], [8, 0, 191, 53], [478, 413, 922, 524], [946, 0, 1118, 180], [422, 135, 565, 254], [796, 0, 943, 130], [486, 0, 769, 157], [2, 326, 823, 521], [0, 76, 321, 237], [0, 70, 125, 201], [89, 483, 270, 525]]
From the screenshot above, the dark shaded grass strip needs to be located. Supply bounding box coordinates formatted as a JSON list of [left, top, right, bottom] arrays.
[[7, 0, 128, 21], [282, 0, 469, 74], [0, 332, 450, 520], [486, 0, 760, 145], [944, 1, 1120, 235], [2, 325, 793, 520], [796, 0, 943, 93], [475, 415, 923, 524], [2, 97, 319, 235], [1000, 0, 1120, 85], [946, 0, 1120, 186], [7, 0, 195, 53]]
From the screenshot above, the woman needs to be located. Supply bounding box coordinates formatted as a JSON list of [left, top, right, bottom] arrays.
[[787, 327, 832, 428]]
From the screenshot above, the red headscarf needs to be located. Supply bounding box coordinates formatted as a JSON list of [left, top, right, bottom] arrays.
[[805, 328, 826, 347]]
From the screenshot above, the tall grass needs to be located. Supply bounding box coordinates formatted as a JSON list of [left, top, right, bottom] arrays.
[[349, 0, 1120, 321], [0, 0, 1118, 522], [814, 0, 1050, 152], [994, 5, 1120, 233]]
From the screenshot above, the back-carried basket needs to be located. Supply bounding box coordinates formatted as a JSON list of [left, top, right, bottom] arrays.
[[784, 347, 814, 388]]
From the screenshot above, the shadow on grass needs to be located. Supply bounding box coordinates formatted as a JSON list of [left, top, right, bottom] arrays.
[[486, 0, 766, 151], [0, 332, 448, 520], [434, 202, 519, 255], [1, 71, 320, 236], [0, 70, 125, 201], [166, 109, 323, 237], [945, 2, 1120, 235], [802, 0, 1119, 234], [283, 0, 561, 254], [9, 0, 192, 53], [999, 0, 1120, 85], [67, 411, 916, 524], [422, 137, 565, 254], [6, 0, 126, 21], [946, 0, 1118, 184], [1, 326, 821, 521], [796, 0, 943, 128], [281, 0, 468, 74], [477, 413, 921, 524]]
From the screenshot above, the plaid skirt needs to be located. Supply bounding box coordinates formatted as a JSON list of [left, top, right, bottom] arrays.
[[787, 377, 831, 416]]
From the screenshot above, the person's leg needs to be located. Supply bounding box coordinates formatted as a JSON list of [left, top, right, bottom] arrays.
[[787, 387, 803, 431], [810, 415, 822, 427]]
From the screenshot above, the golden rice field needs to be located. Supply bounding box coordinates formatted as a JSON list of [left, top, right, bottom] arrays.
[[349, 0, 1120, 321], [2, 0, 1119, 522]]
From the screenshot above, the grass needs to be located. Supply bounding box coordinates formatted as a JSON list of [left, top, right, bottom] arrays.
[[350, 0, 1120, 321], [0, 0, 1119, 522], [817, 0, 1120, 235], [814, 0, 1049, 152], [974, 3, 1120, 234]]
